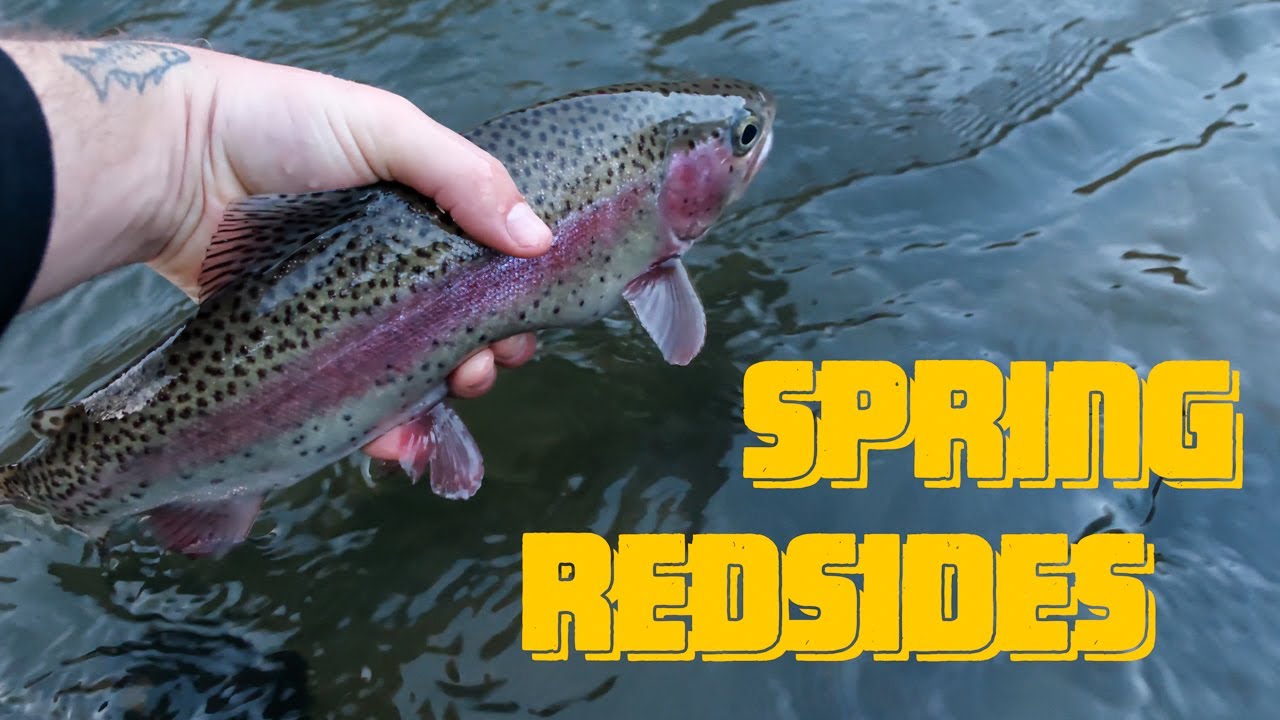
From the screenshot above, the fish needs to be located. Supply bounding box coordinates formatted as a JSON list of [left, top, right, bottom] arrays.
[[0, 79, 776, 556]]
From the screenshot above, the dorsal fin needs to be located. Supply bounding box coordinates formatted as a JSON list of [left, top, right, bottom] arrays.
[[30, 405, 85, 436], [197, 186, 381, 303]]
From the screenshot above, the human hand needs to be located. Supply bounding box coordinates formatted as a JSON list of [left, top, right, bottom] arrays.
[[4, 40, 550, 462], [154, 48, 550, 461]]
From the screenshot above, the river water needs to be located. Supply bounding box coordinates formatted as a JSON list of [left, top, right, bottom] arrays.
[[0, 0, 1277, 717]]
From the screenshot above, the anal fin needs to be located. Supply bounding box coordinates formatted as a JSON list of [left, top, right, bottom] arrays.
[[396, 402, 485, 500], [144, 494, 266, 557]]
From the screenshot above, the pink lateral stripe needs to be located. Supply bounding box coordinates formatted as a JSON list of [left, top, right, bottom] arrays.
[[121, 181, 654, 482]]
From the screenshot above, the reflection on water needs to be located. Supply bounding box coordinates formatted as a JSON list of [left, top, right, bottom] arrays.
[[2, 0, 1280, 717]]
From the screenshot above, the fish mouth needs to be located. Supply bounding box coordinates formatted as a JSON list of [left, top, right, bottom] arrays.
[[748, 132, 774, 183]]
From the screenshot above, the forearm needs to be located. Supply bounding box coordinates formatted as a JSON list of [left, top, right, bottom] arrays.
[[2, 39, 192, 308]]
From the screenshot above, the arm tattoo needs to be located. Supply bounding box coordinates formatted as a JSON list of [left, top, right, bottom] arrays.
[[61, 42, 190, 102]]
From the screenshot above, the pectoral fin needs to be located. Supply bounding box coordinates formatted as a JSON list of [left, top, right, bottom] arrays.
[[622, 259, 706, 366], [144, 494, 266, 557], [396, 402, 485, 500]]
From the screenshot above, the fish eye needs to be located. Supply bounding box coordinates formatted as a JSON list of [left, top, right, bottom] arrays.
[[732, 113, 761, 155]]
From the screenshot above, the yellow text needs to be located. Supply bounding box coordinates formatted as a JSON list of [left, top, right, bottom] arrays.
[[741, 359, 1243, 490], [522, 532, 1156, 662]]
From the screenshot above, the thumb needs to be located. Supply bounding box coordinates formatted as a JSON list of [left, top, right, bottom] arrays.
[[346, 85, 553, 258]]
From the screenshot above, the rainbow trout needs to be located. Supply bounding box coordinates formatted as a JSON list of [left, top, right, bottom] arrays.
[[0, 79, 775, 555]]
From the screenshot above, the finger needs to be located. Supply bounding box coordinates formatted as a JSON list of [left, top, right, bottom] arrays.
[[491, 333, 537, 368], [362, 428, 405, 461], [363, 341, 508, 461], [354, 87, 553, 257], [447, 348, 497, 398]]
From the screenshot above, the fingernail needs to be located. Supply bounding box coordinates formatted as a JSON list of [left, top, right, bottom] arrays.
[[506, 203, 552, 252], [498, 335, 533, 365], [466, 352, 495, 391]]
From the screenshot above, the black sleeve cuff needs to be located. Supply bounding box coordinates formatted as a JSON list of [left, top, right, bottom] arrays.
[[0, 47, 55, 339]]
